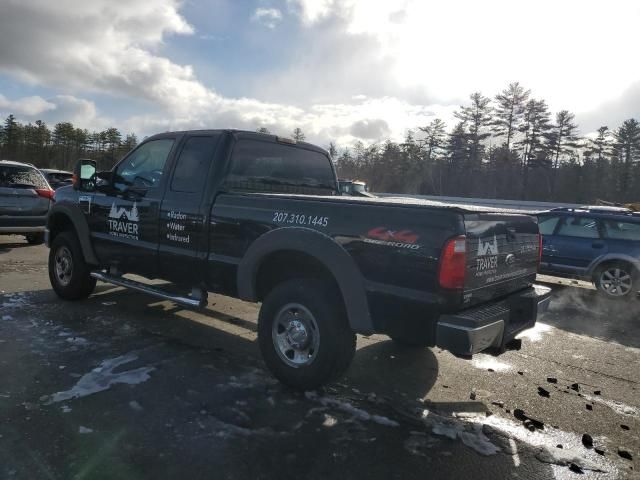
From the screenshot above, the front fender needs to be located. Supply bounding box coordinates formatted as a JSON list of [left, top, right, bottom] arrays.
[[237, 227, 373, 334], [47, 204, 100, 265]]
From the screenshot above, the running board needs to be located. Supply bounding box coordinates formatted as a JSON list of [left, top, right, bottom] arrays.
[[90, 271, 206, 309]]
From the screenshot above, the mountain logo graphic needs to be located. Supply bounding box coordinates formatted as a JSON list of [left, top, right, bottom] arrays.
[[108, 202, 140, 222], [477, 235, 498, 256]]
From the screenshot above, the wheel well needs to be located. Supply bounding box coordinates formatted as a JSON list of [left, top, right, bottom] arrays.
[[593, 259, 638, 281], [255, 250, 343, 304], [49, 213, 75, 244]]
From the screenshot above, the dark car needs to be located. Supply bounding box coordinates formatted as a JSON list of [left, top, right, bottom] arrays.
[[538, 206, 640, 299], [46, 130, 550, 389], [40, 169, 73, 190], [0, 160, 54, 244]]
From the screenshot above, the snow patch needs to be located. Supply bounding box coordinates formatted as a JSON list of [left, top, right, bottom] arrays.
[[305, 391, 399, 427], [516, 322, 553, 342], [471, 354, 511, 372], [65, 337, 89, 346], [2, 315, 12, 321], [44, 353, 155, 404], [78, 426, 93, 434], [583, 394, 638, 417]]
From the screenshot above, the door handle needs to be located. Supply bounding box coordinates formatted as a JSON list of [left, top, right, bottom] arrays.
[[592, 242, 604, 249]]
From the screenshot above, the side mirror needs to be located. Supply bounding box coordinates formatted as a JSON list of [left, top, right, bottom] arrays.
[[73, 159, 97, 191]]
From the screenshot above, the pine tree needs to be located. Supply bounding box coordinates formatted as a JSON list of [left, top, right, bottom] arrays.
[[612, 118, 640, 198], [492, 82, 530, 150], [454, 92, 492, 168], [291, 128, 305, 141], [418, 118, 447, 162]]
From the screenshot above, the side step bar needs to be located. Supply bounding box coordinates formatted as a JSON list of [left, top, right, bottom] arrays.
[[90, 271, 206, 309]]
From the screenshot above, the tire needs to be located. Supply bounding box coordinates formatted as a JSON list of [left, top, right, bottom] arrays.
[[48, 231, 97, 300], [25, 232, 45, 245], [258, 278, 356, 390], [594, 262, 638, 300]]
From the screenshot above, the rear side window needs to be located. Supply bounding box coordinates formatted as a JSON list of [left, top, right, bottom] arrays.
[[227, 140, 336, 191], [603, 220, 640, 241], [538, 216, 561, 235], [556, 216, 600, 239], [0, 165, 48, 189], [171, 136, 219, 193]]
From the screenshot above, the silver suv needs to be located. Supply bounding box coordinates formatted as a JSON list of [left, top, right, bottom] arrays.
[[0, 160, 54, 244]]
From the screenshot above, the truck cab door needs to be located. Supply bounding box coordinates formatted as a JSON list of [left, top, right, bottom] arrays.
[[158, 134, 222, 284], [87, 136, 179, 277]]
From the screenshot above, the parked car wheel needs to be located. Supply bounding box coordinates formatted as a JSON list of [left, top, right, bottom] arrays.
[[48, 231, 97, 300], [25, 232, 45, 245], [258, 278, 356, 390], [594, 262, 638, 299]]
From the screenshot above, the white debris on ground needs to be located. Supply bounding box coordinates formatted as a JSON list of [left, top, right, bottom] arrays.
[[65, 337, 89, 346], [516, 322, 554, 342], [0, 292, 30, 310], [44, 352, 155, 404], [582, 394, 638, 417], [471, 354, 512, 372], [305, 391, 399, 427], [61, 405, 72, 413], [78, 426, 93, 434], [129, 400, 143, 411], [1, 315, 12, 320]]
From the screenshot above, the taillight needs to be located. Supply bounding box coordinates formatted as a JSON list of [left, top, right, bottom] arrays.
[[439, 235, 466, 289], [538, 233, 543, 266], [35, 188, 55, 201], [71, 174, 78, 187]]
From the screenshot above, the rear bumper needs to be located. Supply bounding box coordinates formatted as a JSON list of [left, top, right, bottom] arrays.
[[436, 284, 552, 356], [0, 214, 47, 233]]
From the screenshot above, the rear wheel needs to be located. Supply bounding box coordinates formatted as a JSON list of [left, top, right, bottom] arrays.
[[25, 232, 44, 245], [594, 262, 637, 299], [258, 278, 356, 390], [48, 231, 96, 300]]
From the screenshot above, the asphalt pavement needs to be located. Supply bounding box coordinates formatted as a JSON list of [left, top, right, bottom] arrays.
[[0, 235, 638, 479]]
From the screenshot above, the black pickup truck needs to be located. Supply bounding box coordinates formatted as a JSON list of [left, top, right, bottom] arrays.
[[46, 130, 551, 389]]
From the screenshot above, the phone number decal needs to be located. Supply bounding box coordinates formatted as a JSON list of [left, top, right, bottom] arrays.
[[272, 211, 329, 227]]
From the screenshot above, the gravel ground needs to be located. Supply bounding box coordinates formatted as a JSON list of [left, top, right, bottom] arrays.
[[1, 235, 638, 479]]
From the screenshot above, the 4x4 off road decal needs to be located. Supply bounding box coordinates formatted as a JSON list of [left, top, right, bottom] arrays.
[[364, 227, 420, 249], [107, 202, 139, 240]]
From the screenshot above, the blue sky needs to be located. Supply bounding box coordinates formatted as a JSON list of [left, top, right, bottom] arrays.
[[1, 0, 639, 145]]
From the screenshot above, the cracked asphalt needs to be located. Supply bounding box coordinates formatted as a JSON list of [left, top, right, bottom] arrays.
[[1, 235, 638, 479]]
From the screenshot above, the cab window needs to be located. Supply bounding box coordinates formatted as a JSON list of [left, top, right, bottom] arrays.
[[226, 140, 336, 193], [171, 136, 220, 193], [556, 216, 600, 239], [114, 139, 174, 192]]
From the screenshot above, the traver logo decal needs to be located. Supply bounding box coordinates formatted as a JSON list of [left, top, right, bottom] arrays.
[[107, 202, 139, 240], [364, 227, 420, 249], [476, 235, 499, 277], [477, 235, 498, 256]]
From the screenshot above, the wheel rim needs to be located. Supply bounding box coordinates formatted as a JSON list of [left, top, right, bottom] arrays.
[[54, 246, 73, 287], [271, 303, 320, 368], [600, 267, 633, 297]]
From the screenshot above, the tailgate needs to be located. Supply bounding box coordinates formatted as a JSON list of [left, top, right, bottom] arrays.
[[464, 212, 539, 306]]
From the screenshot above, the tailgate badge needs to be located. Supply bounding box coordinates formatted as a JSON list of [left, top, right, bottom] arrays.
[[505, 253, 516, 266]]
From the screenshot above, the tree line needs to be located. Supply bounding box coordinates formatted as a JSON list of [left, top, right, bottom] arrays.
[[2, 82, 639, 203], [331, 83, 640, 203], [0, 114, 137, 172]]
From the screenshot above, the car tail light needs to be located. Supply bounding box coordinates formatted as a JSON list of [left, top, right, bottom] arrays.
[[538, 233, 543, 266], [71, 174, 78, 187], [439, 235, 466, 289], [35, 188, 55, 201]]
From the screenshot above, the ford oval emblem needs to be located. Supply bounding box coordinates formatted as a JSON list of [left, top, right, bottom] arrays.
[[505, 253, 516, 266]]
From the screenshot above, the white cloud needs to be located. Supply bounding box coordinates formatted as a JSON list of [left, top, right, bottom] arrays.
[[252, 8, 283, 29], [0, 95, 55, 116]]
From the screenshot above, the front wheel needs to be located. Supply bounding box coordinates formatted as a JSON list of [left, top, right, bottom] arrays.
[[48, 231, 97, 300], [594, 263, 637, 300], [258, 278, 356, 390]]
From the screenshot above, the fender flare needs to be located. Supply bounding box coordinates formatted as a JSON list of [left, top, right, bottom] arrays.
[[237, 227, 373, 334], [47, 204, 100, 265], [586, 254, 640, 279]]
